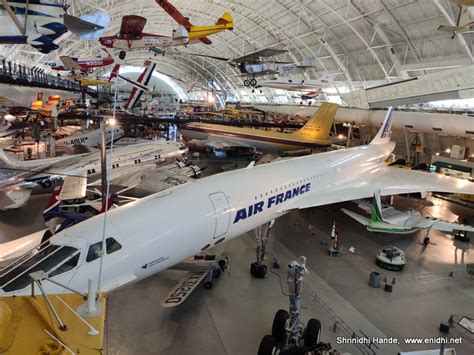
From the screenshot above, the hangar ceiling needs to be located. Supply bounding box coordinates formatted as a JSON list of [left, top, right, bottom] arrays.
[[0, 0, 473, 102]]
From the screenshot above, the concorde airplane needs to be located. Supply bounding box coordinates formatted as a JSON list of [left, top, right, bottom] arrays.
[[0, 139, 188, 210], [180, 102, 337, 152], [0, 107, 473, 296]]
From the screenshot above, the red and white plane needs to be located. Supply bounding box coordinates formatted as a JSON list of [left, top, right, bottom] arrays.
[[109, 61, 157, 110], [99, 15, 188, 59], [46, 50, 114, 73]]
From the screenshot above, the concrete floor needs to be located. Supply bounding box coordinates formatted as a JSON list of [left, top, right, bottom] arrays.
[[104, 195, 473, 355], [1, 180, 473, 354]]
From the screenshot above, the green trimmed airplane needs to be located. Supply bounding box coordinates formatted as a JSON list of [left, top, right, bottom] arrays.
[[341, 192, 474, 234]]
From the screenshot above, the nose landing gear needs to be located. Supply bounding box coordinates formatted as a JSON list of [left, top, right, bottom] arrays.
[[250, 221, 274, 278]]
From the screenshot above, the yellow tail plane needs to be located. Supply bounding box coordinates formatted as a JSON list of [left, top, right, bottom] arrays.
[[290, 102, 339, 142], [188, 12, 234, 41]]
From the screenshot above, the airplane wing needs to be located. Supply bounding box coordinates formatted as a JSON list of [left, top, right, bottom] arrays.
[[405, 215, 474, 233], [341, 208, 370, 226], [59, 56, 81, 71], [281, 166, 474, 212], [58, 175, 87, 200], [233, 48, 288, 63], [119, 15, 147, 39], [154, 0, 212, 44], [155, 0, 193, 29], [160, 271, 208, 308]]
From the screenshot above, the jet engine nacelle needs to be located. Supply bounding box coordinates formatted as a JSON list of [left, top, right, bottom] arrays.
[[34, 20, 68, 40], [27, 34, 59, 54]]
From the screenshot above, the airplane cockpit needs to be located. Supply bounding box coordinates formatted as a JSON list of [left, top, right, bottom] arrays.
[[0, 242, 80, 293], [0, 235, 122, 293]]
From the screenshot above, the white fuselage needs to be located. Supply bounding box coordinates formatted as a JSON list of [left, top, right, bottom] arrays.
[[56, 127, 124, 147], [257, 77, 328, 92], [0, 142, 393, 295]]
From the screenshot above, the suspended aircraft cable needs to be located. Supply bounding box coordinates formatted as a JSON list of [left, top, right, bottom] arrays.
[[97, 79, 119, 293]]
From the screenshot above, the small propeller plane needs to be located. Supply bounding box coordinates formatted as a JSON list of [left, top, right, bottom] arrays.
[[100, 5, 233, 60], [0, 1, 109, 53], [438, 0, 474, 37], [190, 48, 319, 87], [46, 50, 114, 74], [341, 192, 474, 235], [109, 60, 157, 110]]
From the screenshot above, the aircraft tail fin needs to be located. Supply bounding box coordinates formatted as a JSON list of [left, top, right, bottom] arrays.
[[370, 107, 394, 145], [43, 186, 61, 215], [216, 12, 234, 27], [290, 103, 338, 143], [370, 192, 385, 223]]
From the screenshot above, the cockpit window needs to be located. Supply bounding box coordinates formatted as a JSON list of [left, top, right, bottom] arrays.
[[1, 246, 78, 293], [86, 238, 122, 263]]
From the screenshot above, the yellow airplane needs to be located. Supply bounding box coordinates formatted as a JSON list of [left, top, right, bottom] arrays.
[[187, 12, 234, 42], [180, 103, 339, 152]]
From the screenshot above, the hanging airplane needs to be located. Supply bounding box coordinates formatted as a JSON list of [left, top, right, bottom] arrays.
[[255, 73, 335, 93], [438, 0, 474, 37], [109, 61, 157, 110], [341, 192, 474, 235], [0, 107, 473, 297], [99, 8, 233, 60], [45, 51, 114, 74], [0, 139, 188, 210], [154, 0, 233, 47], [180, 102, 338, 152], [0, 1, 109, 53], [189, 48, 318, 87]]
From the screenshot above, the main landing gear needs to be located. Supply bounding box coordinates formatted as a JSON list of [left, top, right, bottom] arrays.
[[250, 220, 274, 278], [243, 76, 257, 88], [258, 256, 331, 354]]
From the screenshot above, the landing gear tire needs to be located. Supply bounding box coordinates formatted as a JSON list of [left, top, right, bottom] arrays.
[[244, 79, 250, 87], [423, 237, 430, 246], [204, 281, 213, 289], [250, 262, 267, 278], [119, 51, 126, 60], [272, 309, 289, 342], [258, 335, 278, 355], [304, 318, 321, 347], [250, 78, 257, 86]]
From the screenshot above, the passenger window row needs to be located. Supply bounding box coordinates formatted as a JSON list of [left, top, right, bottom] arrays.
[[253, 173, 325, 200]]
